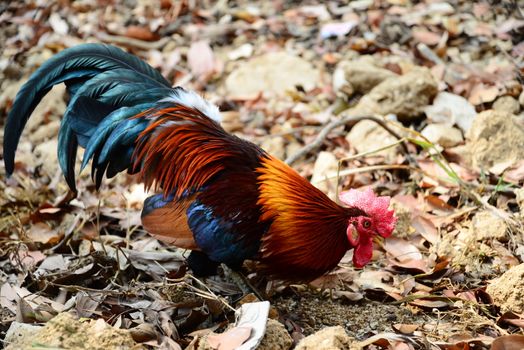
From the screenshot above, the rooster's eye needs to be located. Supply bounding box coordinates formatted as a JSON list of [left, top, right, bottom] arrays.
[[363, 220, 371, 228]]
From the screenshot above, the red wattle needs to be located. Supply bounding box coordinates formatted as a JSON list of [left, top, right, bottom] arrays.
[[353, 237, 373, 268]]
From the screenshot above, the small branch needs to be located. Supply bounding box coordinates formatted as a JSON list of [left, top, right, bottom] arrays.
[[285, 114, 411, 165], [95, 32, 171, 51], [314, 164, 419, 185]]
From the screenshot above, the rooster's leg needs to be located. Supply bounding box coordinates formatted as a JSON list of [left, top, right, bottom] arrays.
[[222, 264, 265, 300], [187, 251, 220, 276]]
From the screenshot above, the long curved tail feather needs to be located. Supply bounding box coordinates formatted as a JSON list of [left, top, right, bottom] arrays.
[[3, 43, 172, 191]]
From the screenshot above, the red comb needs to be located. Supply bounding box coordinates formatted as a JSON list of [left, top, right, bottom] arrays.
[[339, 188, 396, 238]]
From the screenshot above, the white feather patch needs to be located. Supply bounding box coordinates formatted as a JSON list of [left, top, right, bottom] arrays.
[[161, 89, 221, 123]]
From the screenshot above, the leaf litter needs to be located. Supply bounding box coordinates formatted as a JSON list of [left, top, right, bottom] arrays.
[[1, 0, 524, 349]]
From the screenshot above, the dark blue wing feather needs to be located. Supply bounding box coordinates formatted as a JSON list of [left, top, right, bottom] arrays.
[[187, 200, 261, 265]]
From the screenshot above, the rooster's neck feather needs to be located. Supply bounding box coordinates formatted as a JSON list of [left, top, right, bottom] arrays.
[[256, 156, 362, 281]]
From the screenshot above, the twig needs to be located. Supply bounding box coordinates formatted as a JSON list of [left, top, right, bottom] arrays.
[[284, 114, 410, 165], [185, 274, 236, 312], [47, 282, 122, 295], [315, 164, 419, 185], [95, 32, 171, 51], [222, 264, 265, 300]]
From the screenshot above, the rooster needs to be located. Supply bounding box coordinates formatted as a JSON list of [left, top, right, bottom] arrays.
[[3, 44, 396, 281]]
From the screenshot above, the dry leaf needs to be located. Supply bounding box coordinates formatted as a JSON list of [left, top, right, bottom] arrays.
[[384, 237, 423, 262], [187, 41, 217, 79], [393, 324, 419, 334], [469, 84, 499, 105], [412, 28, 441, 45], [491, 335, 524, 350], [25, 223, 63, 245], [125, 25, 158, 41], [411, 215, 438, 245], [498, 312, 524, 328]]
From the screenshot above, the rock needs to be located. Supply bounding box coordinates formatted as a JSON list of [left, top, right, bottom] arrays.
[[424, 92, 477, 133], [225, 52, 319, 99], [5, 322, 42, 348], [5, 312, 143, 350], [199, 319, 292, 350], [470, 210, 508, 242], [421, 124, 464, 148], [466, 110, 524, 170], [356, 67, 438, 121], [257, 319, 293, 350], [310, 151, 339, 199], [493, 95, 520, 115], [486, 263, 524, 314], [334, 59, 397, 95], [228, 43, 254, 61], [345, 119, 402, 161], [516, 188, 524, 216], [295, 326, 357, 350]]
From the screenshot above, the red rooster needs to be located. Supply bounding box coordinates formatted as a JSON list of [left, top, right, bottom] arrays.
[[3, 44, 396, 281]]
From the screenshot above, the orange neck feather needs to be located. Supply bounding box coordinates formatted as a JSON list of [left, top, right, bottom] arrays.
[[256, 156, 360, 281]]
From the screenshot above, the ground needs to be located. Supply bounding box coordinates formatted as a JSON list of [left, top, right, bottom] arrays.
[[1, 0, 524, 349]]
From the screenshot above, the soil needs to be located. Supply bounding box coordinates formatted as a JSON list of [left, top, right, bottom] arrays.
[[273, 292, 429, 339]]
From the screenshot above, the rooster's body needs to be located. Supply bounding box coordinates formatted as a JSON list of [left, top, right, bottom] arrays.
[[4, 44, 396, 281]]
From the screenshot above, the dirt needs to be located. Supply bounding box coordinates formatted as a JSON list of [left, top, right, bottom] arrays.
[[273, 292, 428, 339]]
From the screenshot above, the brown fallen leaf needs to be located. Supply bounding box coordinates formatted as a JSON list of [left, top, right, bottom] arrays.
[[125, 25, 159, 41], [503, 160, 524, 183], [393, 323, 419, 334], [409, 298, 450, 309], [384, 237, 423, 262], [25, 222, 63, 245], [11, 250, 46, 270], [491, 335, 524, 350], [498, 312, 524, 328], [411, 215, 439, 245], [469, 84, 499, 105], [355, 271, 401, 294], [412, 28, 442, 45]]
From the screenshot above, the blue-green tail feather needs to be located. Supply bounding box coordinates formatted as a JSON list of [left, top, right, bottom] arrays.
[[3, 43, 173, 191]]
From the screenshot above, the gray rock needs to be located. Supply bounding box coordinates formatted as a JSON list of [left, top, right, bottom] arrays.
[[421, 124, 464, 148], [334, 59, 397, 95], [225, 52, 319, 99], [466, 110, 524, 170], [295, 326, 358, 350], [493, 95, 520, 115], [356, 67, 438, 121]]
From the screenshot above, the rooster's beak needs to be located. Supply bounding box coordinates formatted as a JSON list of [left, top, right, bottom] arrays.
[[372, 234, 385, 247]]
